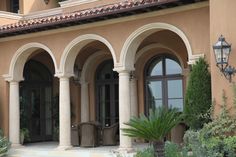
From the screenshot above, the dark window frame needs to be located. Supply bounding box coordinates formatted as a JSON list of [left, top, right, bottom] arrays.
[[10, 0, 19, 13], [144, 54, 184, 115], [95, 59, 119, 127]]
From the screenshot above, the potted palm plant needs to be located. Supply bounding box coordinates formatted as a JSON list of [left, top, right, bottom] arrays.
[[122, 107, 182, 157], [20, 128, 30, 144]]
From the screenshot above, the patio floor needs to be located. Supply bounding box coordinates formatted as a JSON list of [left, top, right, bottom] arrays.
[[8, 142, 149, 157]]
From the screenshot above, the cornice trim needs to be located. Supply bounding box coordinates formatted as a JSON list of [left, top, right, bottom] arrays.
[[0, 11, 22, 20], [23, 8, 62, 20], [59, 0, 99, 8]]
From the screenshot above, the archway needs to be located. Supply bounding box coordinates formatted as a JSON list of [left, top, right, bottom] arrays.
[[59, 34, 117, 77], [117, 23, 193, 145], [4, 43, 58, 146], [116, 22, 203, 71], [4, 42, 58, 82]]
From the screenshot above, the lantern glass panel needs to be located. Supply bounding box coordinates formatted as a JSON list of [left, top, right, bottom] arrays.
[[222, 47, 230, 63], [214, 48, 222, 64]]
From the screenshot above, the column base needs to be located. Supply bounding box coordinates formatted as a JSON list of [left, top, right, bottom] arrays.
[[111, 147, 135, 157], [11, 143, 24, 148], [56, 145, 72, 151], [117, 146, 134, 153]]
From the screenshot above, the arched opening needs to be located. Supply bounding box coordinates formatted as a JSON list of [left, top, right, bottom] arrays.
[[4, 43, 59, 146], [20, 60, 57, 142], [144, 54, 183, 114], [59, 34, 117, 126], [95, 59, 119, 127], [126, 25, 190, 144]]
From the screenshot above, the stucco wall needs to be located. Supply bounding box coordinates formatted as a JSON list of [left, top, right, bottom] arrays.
[[62, 0, 126, 13], [21, 0, 58, 14], [210, 0, 236, 115], [0, 5, 210, 135], [0, 0, 8, 11], [0, 17, 19, 25]]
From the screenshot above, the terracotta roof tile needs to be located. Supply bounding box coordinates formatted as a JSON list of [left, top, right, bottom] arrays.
[[0, 0, 205, 37]]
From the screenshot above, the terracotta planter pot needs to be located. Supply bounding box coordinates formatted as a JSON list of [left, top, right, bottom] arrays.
[[153, 141, 165, 157]]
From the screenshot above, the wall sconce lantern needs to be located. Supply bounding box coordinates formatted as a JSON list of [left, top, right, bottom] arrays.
[[213, 35, 236, 82], [73, 64, 82, 85], [44, 0, 50, 4]]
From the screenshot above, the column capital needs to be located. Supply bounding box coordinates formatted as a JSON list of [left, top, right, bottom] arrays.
[[188, 54, 205, 65], [117, 70, 131, 74], [55, 72, 73, 79], [79, 79, 88, 85], [3, 74, 23, 83], [113, 64, 135, 74]]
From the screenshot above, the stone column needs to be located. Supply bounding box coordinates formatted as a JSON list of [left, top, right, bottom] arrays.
[[9, 81, 21, 147], [80, 81, 89, 122], [130, 78, 138, 118], [58, 76, 72, 150], [118, 70, 132, 151]]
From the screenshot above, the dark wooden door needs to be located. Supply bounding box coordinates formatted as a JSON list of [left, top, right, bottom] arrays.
[[95, 60, 119, 127], [20, 60, 53, 143]]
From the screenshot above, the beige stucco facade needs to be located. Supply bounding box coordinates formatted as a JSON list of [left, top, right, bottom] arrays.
[[0, 0, 234, 150]]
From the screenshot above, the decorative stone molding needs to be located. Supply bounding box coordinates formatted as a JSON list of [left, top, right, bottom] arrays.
[[80, 50, 107, 83], [188, 54, 205, 65], [23, 8, 62, 20], [0, 11, 22, 20], [3, 42, 58, 82], [135, 43, 185, 68], [60, 34, 117, 78], [59, 0, 99, 8], [119, 22, 194, 71]]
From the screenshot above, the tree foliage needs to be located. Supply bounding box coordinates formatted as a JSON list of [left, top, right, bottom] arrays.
[[184, 57, 211, 130]]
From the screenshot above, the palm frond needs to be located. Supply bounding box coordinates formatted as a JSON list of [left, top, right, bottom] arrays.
[[122, 107, 182, 141]]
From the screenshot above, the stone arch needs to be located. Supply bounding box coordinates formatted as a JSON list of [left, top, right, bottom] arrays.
[[3, 42, 58, 82], [117, 22, 201, 71], [80, 51, 109, 83], [59, 34, 117, 77]]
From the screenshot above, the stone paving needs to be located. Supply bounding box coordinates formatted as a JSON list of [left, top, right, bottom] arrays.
[[8, 142, 149, 157]]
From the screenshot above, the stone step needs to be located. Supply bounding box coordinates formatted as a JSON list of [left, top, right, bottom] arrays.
[[8, 148, 116, 157]]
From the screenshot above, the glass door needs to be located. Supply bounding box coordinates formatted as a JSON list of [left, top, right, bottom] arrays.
[[96, 60, 119, 127], [21, 85, 53, 142], [20, 60, 53, 143]]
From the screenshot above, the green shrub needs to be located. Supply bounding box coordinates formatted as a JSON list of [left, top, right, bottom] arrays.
[[184, 58, 211, 130], [183, 88, 236, 157], [0, 130, 10, 156], [164, 141, 182, 157], [183, 130, 207, 157], [135, 147, 154, 157]]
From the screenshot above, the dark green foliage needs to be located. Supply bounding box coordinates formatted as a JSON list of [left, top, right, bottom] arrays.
[[0, 130, 10, 156], [135, 147, 155, 157], [184, 57, 211, 130], [122, 107, 182, 142], [183, 89, 236, 157], [164, 141, 183, 157]]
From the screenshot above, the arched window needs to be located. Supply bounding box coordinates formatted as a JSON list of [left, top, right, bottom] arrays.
[[145, 55, 183, 114]]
